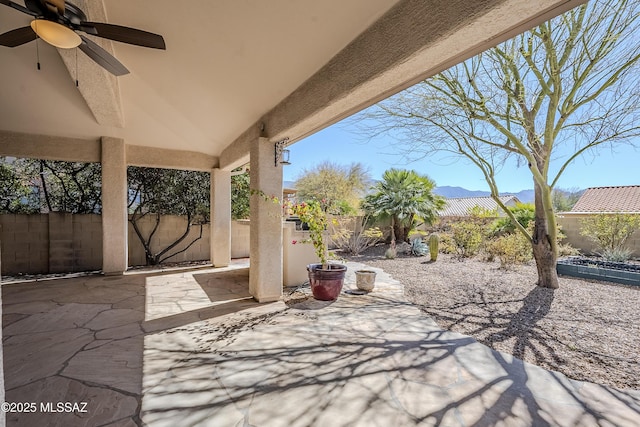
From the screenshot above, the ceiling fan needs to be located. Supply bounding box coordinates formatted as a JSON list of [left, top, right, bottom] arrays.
[[0, 0, 165, 76]]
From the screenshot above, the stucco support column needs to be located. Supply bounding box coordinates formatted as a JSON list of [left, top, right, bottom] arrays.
[[211, 168, 232, 267], [101, 137, 128, 275], [249, 137, 283, 302], [0, 225, 3, 427]]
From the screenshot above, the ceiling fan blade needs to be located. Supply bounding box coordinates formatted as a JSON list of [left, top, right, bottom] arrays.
[[82, 22, 166, 50], [0, 0, 38, 16], [0, 26, 37, 47], [79, 35, 129, 76], [24, 0, 45, 15], [42, 0, 64, 15]]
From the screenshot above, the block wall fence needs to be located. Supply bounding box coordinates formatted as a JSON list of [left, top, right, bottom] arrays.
[[556, 214, 640, 257], [3, 213, 639, 276], [0, 214, 251, 275]]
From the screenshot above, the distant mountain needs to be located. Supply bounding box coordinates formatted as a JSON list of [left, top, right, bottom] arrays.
[[507, 189, 535, 203], [434, 186, 535, 203], [284, 182, 536, 203], [433, 186, 490, 198]]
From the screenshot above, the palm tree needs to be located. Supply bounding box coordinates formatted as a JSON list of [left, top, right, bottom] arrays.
[[362, 169, 444, 244]]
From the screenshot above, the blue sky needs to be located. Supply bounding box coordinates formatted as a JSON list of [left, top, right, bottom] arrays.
[[283, 121, 640, 193]]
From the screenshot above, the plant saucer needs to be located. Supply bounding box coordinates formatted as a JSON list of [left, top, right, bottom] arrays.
[[345, 289, 368, 295]]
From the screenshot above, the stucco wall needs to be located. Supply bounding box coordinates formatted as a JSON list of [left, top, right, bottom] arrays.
[[557, 214, 640, 257], [0, 214, 253, 275], [283, 222, 319, 287], [127, 215, 211, 266], [127, 218, 250, 265], [231, 220, 250, 259]]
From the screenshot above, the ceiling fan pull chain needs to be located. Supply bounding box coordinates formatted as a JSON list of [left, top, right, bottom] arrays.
[[34, 20, 40, 70], [75, 48, 79, 87]]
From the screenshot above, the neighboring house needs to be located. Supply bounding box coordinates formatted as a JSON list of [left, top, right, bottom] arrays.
[[566, 185, 640, 214], [557, 185, 640, 256], [283, 186, 297, 204], [439, 196, 521, 218]]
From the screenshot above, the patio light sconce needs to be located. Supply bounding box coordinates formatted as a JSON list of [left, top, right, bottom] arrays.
[[275, 138, 291, 166]]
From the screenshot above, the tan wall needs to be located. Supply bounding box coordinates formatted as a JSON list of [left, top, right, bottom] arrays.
[[231, 220, 250, 259], [127, 215, 211, 266], [557, 214, 640, 257], [0, 213, 103, 275], [72, 214, 103, 269], [283, 222, 319, 287], [0, 214, 253, 275], [1, 214, 51, 274]]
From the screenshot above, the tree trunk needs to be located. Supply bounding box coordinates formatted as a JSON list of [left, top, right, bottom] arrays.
[[393, 218, 408, 243], [390, 216, 397, 247], [531, 183, 559, 289]]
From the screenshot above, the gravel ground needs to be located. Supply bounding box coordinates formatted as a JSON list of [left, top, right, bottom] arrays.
[[345, 246, 640, 391]]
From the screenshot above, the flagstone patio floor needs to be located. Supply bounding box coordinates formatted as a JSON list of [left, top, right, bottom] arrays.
[[2, 260, 640, 426]]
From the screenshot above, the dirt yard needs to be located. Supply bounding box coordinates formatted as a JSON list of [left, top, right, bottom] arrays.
[[346, 248, 640, 391]]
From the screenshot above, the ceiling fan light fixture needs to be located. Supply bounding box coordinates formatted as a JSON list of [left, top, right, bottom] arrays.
[[30, 19, 81, 49]]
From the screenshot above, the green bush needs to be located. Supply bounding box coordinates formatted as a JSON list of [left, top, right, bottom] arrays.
[[450, 221, 484, 258], [557, 242, 581, 257], [438, 232, 456, 254], [580, 214, 640, 257], [491, 203, 535, 236], [485, 233, 532, 268]]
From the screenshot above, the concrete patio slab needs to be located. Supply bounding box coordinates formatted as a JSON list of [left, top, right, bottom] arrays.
[[2, 261, 639, 426]]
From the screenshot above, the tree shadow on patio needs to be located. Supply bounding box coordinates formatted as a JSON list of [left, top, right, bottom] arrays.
[[1, 265, 263, 427], [140, 294, 640, 426]]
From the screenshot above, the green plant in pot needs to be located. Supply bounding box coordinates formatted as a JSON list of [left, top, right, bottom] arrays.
[[288, 199, 347, 301]]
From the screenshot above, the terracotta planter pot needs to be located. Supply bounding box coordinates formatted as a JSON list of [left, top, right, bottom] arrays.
[[307, 263, 347, 301]]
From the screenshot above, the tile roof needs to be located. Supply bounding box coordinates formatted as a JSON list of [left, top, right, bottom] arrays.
[[570, 185, 640, 213], [439, 196, 520, 217]]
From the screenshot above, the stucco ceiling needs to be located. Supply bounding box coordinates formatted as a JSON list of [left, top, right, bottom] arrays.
[[0, 0, 400, 156], [1, 0, 588, 167]]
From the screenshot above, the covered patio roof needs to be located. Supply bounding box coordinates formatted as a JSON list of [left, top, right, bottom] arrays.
[[1, 0, 586, 170], [0, 0, 588, 299]]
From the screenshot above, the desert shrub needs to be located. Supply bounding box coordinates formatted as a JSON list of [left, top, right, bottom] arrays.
[[385, 246, 397, 259], [332, 216, 383, 255], [408, 230, 428, 239], [485, 233, 532, 268], [450, 221, 484, 258], [438, 232, 456, 254], [557, 243, 581, 257], [467, 205, 498, 222], [600, 247, 633, 262], [580, 213, 640, 256]]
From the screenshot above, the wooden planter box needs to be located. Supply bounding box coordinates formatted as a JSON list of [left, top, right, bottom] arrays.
[[556, 258, 640, 287]]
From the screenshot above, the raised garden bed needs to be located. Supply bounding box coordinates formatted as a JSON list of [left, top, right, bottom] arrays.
[[557, 257, 640, 287]]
